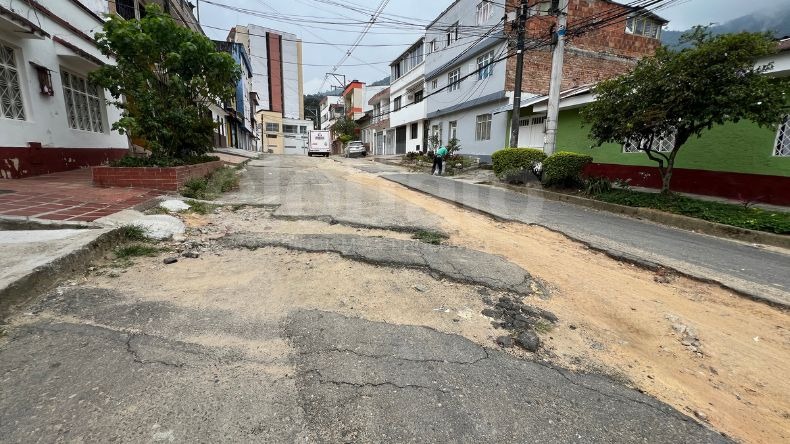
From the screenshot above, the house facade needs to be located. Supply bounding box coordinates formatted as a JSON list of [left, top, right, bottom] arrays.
[[528, 39, 790, 205], [319, 95, 344, 130], [389, 38, 427, 154], [423, 0, 664, 157], [362, 87, 392, 155], [0, 0, 128, 178], [110, 0, 202, 33]]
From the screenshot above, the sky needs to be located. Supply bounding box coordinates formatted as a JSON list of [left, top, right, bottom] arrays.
[[198, 0, 789, 94]]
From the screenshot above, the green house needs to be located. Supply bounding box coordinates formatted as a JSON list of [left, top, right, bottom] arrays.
[[501, 39, 790, 206]]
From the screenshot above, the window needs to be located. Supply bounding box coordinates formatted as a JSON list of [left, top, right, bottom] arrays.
[[431, 79, 438, 90], [300, 126, 308, 134], [626, 15, 662, 39], [393, 96, 402, 111], [61, 70, 104, 132], [284, 124, 297, 134], [477, 50, 494, 80], [475, 114, 492, 141], [477, 1, 493, 25], [414, 90, 423, 103], [775, 115, 790, 157], [448, 68, 460, 92], [448, 121, 457, 140], [0, 44, 25, 120], [429, 39, 438, 54], [446, 22, 458, 47], [266, 123, 279, 132], [411, 123, 418, 139], [623, 131, 675, 153]]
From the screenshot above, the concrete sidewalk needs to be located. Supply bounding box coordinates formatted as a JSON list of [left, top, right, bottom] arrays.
[[380, 173, 790, 307]]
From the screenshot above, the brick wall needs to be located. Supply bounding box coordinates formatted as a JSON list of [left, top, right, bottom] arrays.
[[505, 0, 663, 95], [92, 161, 224, 191], [1, 147, 128, 179]]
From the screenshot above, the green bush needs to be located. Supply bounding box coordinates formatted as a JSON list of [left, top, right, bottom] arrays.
[[542, 152, 593, 188], [111, 155, 219, 167], [491, 148, 547, 178]]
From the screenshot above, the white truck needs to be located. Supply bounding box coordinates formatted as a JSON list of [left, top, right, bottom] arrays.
[[307, 130, 332, 157]]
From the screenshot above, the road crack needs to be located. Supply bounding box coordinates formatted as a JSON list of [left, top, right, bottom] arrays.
[[125, 333, 185, 368]]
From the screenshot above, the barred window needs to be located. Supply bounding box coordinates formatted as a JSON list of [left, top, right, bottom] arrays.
[[61, 70, 105, 133], [623, 131, 675, 153], [0, 43, 25, 120], [774, 115, 790, 157]]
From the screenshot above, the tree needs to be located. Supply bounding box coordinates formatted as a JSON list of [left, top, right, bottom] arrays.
[[330, 116, 358, 143], [447, 137, 461, 156], [90, 5, 240, 161], [581, 28, 788, 193]]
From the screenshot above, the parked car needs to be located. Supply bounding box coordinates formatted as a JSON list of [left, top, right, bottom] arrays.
[[345, 141, 367, 157]]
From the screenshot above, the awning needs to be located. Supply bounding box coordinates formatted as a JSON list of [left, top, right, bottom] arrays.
[[493, 85, 595, 115]]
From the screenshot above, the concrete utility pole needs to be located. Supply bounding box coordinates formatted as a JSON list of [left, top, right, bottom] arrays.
[[544, 0, 568, 156], [509, 0, 528, 148]]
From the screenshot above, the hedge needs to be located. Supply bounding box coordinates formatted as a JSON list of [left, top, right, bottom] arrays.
[[491, 148, 547, 177], [542, 151, 593, 187]]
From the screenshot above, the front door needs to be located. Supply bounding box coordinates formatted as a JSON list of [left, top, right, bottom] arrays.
[[395, 126, 407, 154]]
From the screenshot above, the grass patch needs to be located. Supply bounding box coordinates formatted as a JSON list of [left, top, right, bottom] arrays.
[[114, 244, 162, 259], [144, 205, 171, 215], [412, 230, 449, 245], [533, 319, 555, 334], [181, 166, 240, 200], [118, 225, 148, 242], [183, 200, 217, 215], [593, 189, 790, 234]]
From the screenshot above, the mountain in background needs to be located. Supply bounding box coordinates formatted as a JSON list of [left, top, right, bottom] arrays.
[[369, 76, 391, 87], [661, 7, 790, 48]]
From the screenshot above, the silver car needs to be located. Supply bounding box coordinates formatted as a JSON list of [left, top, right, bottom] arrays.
[[344, 141, 367, 158]]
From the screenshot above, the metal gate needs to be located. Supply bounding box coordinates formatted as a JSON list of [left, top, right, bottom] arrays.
[[517, 115, 547, 149]]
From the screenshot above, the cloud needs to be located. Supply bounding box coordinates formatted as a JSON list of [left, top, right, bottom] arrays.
[[304, 77, 327, 95]]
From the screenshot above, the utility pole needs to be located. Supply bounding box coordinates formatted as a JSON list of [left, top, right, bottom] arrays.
[[509, 0, 528, 148], [544, 0, 568, 155]]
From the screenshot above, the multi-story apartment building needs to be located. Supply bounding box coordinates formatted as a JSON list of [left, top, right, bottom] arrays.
[[389, 38, 427, 154], [423, 0, 510, 155], [319, 95, 344, 130], [213, 41, 257, 151], [0, 0, 128, 178], [229, 24, 306, 154], [423, 0, 664, 157]]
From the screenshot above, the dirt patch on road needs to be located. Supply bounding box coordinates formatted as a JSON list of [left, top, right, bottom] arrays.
[[340, 165, 790, 444]]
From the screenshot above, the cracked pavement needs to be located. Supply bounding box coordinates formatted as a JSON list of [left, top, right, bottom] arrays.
[[0, 155, 736, 442]]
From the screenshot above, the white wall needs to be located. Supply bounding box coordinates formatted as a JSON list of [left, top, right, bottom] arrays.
[[281, 38, 301, 119], [0, 0, 126, 150], [390, 62, 426, 128], [428, 103, 508, 156], [247, 24, 270, 112]]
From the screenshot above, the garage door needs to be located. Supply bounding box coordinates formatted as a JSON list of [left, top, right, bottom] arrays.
[[284, 145, 302, 155]]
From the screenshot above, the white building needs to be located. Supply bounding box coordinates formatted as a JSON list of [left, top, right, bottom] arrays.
[[319, 95, 343, 130], [424, 0, 509, 156], [389, 38, 427, 154], [0, 0, 128, 178]]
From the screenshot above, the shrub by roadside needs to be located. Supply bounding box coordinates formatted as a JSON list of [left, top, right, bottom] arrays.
[[111, 155, 220, 168], [593, 189, 790, 234], [181, 166, 240, 200], [541, 152, 592, 188], [491, 148, 546, 178]]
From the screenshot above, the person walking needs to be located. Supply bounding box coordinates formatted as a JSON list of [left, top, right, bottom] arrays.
[[432, 145, 448, 176]]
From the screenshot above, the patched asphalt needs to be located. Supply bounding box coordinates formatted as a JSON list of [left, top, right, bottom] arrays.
[[221, 232, 542, 296]]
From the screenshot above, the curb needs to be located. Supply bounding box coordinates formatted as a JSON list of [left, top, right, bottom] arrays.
[[501, 185, 790, 251], [0, 227, 125, 321], [381, 176, 789, 310]]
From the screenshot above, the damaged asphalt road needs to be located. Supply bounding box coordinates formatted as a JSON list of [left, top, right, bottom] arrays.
[[221, 232, 543, 296], [0, 156, 735, 442], [0, 289, 729, 443]]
